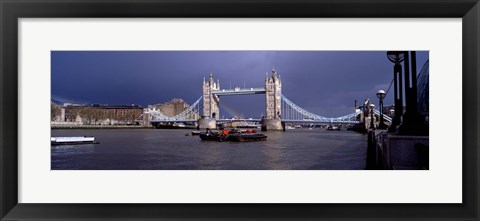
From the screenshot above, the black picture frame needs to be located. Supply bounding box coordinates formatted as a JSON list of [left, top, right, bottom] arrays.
[[1, 0, 479, 220]]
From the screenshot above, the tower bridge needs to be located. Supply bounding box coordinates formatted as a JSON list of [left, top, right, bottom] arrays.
[[147, 68, 391, 130], [201, 68, 282, 130]]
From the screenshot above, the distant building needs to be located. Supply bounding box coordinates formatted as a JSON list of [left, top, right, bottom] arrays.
[[417, 60, 429, 116], [382, 105, 396, 119], [51, 103, 65, 121], [154, 98, 189, 117], [53, 104, 143, 125]]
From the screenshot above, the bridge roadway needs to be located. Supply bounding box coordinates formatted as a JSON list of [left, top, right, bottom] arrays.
[[150, 118, 360, 124], [150, 118, 261, 123], [212, 87, 265, 96]]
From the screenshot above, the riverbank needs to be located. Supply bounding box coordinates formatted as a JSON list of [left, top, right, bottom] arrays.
[[51, 125, 153, 129]]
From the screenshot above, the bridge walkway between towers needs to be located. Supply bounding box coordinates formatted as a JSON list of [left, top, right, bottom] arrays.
[[212, 87, 266, 96]]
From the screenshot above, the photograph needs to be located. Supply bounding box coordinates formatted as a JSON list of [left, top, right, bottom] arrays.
[[50, 50, 429, 170], [2, 0, 477, 219]]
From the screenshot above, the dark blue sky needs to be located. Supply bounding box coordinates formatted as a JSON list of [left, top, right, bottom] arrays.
[[51, 51, 428, 118]]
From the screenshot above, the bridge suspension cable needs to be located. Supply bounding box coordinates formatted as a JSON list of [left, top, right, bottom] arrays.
[[147, 94, 390, 124], [147, 96, 202, 121], [280, 94, 361, 123], [374, 109, 392, 122]]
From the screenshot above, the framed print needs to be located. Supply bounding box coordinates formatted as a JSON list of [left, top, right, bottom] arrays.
[[1, 0, 479, 220]]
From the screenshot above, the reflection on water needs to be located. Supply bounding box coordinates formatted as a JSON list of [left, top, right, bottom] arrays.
[[51, 128, 367, 170], [262, 132, 289, 169]]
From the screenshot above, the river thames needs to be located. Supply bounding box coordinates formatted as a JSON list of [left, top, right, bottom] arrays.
[[51, 128, 367, 170]]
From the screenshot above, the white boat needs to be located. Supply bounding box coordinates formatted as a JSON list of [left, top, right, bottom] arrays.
[[173, 123, 186, 128], [236, 122, 259, 128], [51, 136, 98, 145], [326, 125, 340, 131]]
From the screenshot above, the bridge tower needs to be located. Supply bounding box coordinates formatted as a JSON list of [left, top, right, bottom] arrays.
[[202, 72, 220, 118], [199, 72, 219, 129], [262, 68, 283, 131]]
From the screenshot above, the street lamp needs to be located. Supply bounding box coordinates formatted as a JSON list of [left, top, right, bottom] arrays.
[[376, 89, 387, 129], [397, 51, 428, 135], [368, 103, 375, 129], [387, 51, 405, 63], [386, 51, 405, 132]]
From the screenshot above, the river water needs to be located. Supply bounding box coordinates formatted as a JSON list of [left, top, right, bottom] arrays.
[[51, 128, 367, 170]]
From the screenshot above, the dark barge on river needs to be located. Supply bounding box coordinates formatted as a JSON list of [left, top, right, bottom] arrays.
[[199, 129, 267, 142]]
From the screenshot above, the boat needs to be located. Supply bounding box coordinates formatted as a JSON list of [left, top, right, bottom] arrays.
[[191, 131, 201, 136], [226, 133, 267, 142], [199, 129, 267, 142], [173, 123, 186, 128], [51, 136, 99, 146], [326, 125, 341, 131], [236, 122, 260, 128], [199, 129, 227, 142], [347, 123, 368, 133]]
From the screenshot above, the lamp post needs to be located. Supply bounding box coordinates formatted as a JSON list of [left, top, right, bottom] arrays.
[[386, 51, 405, 132], [376, 89, 387, 129], [397, 51, 427, 135], [368, 103, 375, 129]]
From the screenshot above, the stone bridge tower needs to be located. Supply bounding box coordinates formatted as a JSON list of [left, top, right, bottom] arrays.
[[202, 72, 220, 119], [263, 68, 283, 130]]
